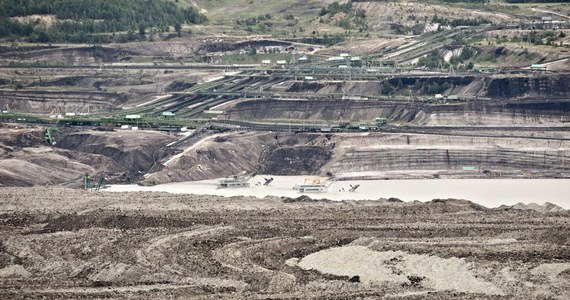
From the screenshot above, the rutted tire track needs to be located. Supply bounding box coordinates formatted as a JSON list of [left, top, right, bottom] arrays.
[[0, 189, 568, 299], [136, 225, 234, 272]]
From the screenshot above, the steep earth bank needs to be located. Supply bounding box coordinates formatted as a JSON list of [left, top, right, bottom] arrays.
[[222, 98, 570, 125], [0, 124, 178, 187], [323, 132, 570, 179], [0, 42, 204, 65], [143, 132, 335, 185], [276, 74, 570, 99], [144, 130, 569, 184], [1, 124, 568, 187], [0, 90, 127, 114]]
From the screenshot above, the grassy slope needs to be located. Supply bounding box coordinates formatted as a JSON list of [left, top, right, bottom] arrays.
[[178, 0, 568, 67], [177, 0, 344, 37], [189, 0, 332, 20]]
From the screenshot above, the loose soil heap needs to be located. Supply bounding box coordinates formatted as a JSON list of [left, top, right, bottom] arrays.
[[0, 188, 568, 299]]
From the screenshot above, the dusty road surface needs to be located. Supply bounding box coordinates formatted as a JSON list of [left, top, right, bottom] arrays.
[[0, 187, 569, 299]]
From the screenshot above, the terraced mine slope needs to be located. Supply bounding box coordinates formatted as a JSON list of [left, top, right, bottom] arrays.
[[1, 1, 570, 299], [1, 122, 567, 186], [142, 128, 570, 185], [0, 188, 568, 299]]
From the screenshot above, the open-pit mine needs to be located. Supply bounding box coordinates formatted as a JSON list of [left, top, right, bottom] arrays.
[[1, 0, 570, 298]]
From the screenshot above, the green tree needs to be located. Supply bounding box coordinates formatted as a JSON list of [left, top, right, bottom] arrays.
[[428, 82, 441, 94], [460, 47, 475, 60], [397, 79, 404, 90], [126, 30, 136, 42], [414, 79, 421, 90], [338, 18, 351, 29], [35, 30, 50, 43], [382, 82, 394, 95], [0, 0, 207, 43], [174, 23, 182, 36]]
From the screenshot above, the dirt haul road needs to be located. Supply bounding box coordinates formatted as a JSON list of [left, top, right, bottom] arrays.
[[0, 187, 569, 299]]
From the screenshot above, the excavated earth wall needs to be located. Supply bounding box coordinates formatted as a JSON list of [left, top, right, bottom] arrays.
[[426, 99, 570, 125], [0, 90, 127, 114], [0, 126, 177, 187], [487, 74, 570, 98], [144, 132, 334, 185], [279, 74, 570, 98], [224, 98, 570, 125], [323, 133, 570, 178], [1, 72, 569, 185], [224, 99, 429, 124], [143, 130, 569, 184], [56, 130, 177, 180], [0, 46, 128, 65]]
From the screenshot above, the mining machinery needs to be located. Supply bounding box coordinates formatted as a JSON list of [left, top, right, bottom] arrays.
[[217, 171, 257, 188]]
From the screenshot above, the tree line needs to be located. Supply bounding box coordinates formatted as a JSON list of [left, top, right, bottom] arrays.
[[0, 0, 206, 43]]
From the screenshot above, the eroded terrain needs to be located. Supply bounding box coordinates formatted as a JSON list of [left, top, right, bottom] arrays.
[[1, 1, 570, 299], [0, 188, 569, 299]]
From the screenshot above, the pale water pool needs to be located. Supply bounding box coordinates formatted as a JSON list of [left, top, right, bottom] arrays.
[[105, 176, 569, 209]]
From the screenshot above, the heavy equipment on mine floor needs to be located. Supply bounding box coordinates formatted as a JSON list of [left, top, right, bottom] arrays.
[[293, 177, 333, 193], [217, 171, 257, 188], [59, 173, 106, 191], [83, 174, 106, 191], [263, 177, 274, 185], [43, 128, 60, 145], [349, 184, 360, 192]]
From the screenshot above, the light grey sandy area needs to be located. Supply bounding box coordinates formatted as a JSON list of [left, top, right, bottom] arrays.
[[295, 245, 504, 295]]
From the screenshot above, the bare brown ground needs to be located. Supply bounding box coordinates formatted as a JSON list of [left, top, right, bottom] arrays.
[[0, 125, 177, 187], [0, 187, 568, 299]]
